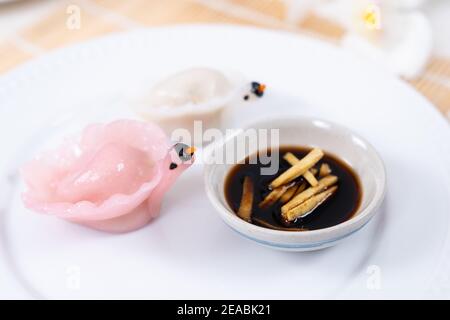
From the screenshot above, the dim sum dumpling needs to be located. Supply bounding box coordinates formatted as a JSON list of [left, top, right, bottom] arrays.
[[134, 67, 265, 137], [21, 120, 195, 233]]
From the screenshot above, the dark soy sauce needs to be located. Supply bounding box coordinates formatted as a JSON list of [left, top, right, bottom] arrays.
[[224, 146, 362, 231]]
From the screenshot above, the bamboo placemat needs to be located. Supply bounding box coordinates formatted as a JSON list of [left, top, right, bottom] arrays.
[[1, 0, 449, 119]]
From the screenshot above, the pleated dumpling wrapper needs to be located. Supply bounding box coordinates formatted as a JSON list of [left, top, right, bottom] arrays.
[[21, 120, 195, 233], [134, 67, 266, 137]]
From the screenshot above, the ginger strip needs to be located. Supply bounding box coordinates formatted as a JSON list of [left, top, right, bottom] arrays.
[[283, 152, 319, 186], [319, 163, 332, 177], [252, 217, 307, 231], [271, 148, 323, 188], [279, 184, 299, 204], [259, 184, 290, 208], [281, 175, 338, 214], [283, 152, 299, 165], [279, 180, 309, 204], [294, 182, 307, 195], [303, 170, 319, 187], [237, 176, 254, 222], [284, 186, 338, 221], [279, 181, 308, 204]]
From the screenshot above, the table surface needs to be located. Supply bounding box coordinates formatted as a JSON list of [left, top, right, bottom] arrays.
[[0, 0, 449, 120]]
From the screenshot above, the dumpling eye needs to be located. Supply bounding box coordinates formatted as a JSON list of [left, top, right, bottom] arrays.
[[173, 143, 196, 162], [250, 82, 266, 97]]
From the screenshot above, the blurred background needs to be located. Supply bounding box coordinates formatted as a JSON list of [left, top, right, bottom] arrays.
[[0, 0, 449, 119]]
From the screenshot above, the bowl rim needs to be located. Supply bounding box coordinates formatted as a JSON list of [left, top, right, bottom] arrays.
[[203, 115, 387, 240]]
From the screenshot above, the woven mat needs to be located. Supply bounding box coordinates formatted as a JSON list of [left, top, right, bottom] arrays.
[[1, 0, 449, 119]]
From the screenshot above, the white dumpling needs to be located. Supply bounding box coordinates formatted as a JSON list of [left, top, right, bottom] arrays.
[[146, 68, 234, 108], [133, 67, 265, 141]]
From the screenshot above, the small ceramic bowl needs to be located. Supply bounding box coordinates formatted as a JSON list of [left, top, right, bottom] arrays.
[[203, 116, 386, 251]]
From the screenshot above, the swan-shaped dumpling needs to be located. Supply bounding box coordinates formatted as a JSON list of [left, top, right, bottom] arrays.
[[135, 67, 266, 137], [21, 120, 195, 233]]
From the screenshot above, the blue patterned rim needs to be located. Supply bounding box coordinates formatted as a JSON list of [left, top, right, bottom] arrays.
[[226, 219, 371, 249]]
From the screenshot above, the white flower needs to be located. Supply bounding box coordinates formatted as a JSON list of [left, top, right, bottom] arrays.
[[287, 0, 433, 79]]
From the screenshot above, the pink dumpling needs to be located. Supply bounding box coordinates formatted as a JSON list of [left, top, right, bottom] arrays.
[[55, 143, 156, 204], [22, 119, 194, 233]]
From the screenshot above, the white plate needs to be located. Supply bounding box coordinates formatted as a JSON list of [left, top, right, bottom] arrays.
[[0, 25, 449, 299]]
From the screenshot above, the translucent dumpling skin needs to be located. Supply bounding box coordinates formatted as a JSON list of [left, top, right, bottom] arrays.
[[135, 67, 239, 138], [22, 120, 194, 233], [55, 143, 155, 204], [146, 68, 233, 108]]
